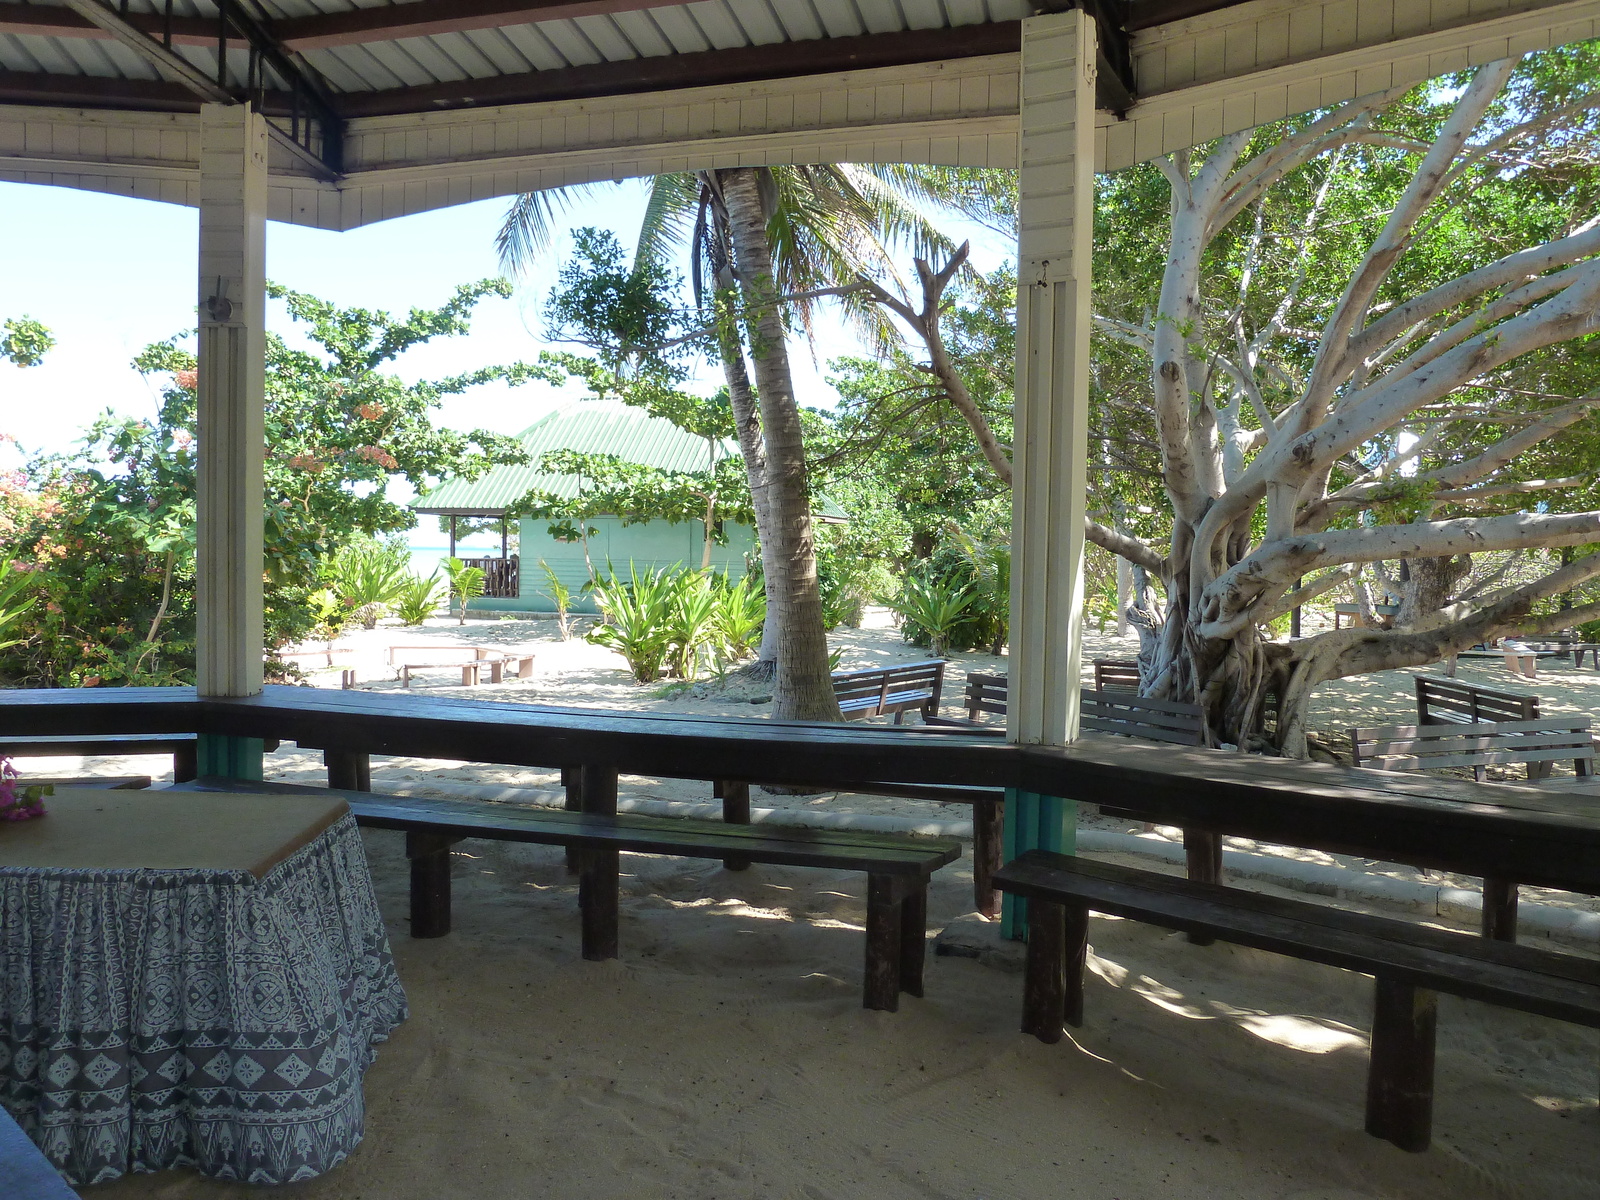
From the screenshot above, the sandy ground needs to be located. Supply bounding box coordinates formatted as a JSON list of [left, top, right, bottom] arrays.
[[16, 612, 1600, 1197]]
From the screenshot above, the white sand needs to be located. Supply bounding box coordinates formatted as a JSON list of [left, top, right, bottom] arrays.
[[21, 614, 1600, 1196]]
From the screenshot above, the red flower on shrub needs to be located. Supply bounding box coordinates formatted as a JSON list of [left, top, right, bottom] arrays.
[[175, 369, 198, 390]]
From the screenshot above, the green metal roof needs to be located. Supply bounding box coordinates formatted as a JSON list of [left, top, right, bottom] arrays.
[[413, 399, 847, 521]]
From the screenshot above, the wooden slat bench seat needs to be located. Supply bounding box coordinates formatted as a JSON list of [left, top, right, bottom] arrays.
[[1350, 717, 1593, 942], [1091, 659, 1141, 690], [0, 733, 198, 781], [179, 776, 960, 1012], [832, 659, 946, 723], [995, 850, 1600, 1153]]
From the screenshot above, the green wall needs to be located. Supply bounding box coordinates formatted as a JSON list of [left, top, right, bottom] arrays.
[[471, 517, 757, 613]]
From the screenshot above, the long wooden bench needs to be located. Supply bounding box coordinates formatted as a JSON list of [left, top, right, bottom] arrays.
[[1350, 717, 1594, 941], [1091, 659, 1141, 690], [995, 850, 1600, 1153], [832, 659, 946, 722], [179, 775, 960, 1012], [0, 733, 198, 781]]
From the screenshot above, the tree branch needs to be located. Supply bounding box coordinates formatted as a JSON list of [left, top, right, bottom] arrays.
[[1085, 518, 1166, 574]]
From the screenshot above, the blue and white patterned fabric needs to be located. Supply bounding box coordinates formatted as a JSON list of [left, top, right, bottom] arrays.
[[0, 813, 407, 1186]]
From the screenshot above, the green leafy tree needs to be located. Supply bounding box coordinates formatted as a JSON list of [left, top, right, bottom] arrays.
[[0, 281, 532, 684], [1, 317, 53, 367]]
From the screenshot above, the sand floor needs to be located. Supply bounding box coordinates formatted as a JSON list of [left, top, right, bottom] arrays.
[[18, 613, 1600, 1197]]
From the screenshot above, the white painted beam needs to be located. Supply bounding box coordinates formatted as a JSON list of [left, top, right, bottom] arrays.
[[1009, 10, 1095, 748], [195, 102, 267, 698]]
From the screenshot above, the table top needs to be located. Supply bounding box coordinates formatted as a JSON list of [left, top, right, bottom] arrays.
[[0, 789, 348, 878]]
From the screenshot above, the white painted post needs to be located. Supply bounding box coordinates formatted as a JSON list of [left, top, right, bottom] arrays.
[[196, 103, 267, 703], [1003, 10, 1097, 935]]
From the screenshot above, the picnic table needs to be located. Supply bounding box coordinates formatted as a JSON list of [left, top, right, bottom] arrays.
[[0, 789, 407, 1186]]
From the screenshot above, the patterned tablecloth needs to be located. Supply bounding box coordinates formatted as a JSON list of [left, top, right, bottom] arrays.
[[0, 812, 407, 1186]]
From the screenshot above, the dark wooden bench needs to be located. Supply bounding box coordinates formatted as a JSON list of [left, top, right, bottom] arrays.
[[0, 1105, 76, 1200], [1350, 717, 1594, 941], [832, 659, 946, 723], [0, 733, 198, 781], [179, 776, 960, 1012], [1415, 675, 1538, 726], [924, 671, 1008, 726], [18, 775, 151, 790], [1091, 659, 1141, 690], [995, 850, 1600, 1153]]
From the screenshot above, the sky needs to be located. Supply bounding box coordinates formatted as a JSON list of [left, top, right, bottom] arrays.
[[0, 175, 1012, 546]]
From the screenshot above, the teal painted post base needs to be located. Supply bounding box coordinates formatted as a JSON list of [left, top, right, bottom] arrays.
[[1001, 788, 1076, 940], [196, 734, 265, 782]]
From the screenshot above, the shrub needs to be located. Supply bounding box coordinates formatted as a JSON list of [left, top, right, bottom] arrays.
[[712, 574, 765, 662], [329, 540, 410, 629], [587, 564, 676, 683], [441, 557, 487, 625], [889, 572, 976, 657], [538, 560, 574, 640], [393, 573, 442, 626]]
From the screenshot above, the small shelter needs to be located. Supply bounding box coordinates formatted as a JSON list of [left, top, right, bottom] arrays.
[[412, 398, 844, 613]]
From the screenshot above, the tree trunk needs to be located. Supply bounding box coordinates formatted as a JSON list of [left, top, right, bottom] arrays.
[[1397, 556, 1468, 627], [720, 167, 841, 721], [709, 279, 781, 668]]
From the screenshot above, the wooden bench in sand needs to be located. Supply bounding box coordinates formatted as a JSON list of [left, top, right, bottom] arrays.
[[1350, 717, 1594, 941], [391, 645, 535, 688], [832, 659, 947, 723], [995, 850, 1600, 1153], [175, 775, 960, 1013]]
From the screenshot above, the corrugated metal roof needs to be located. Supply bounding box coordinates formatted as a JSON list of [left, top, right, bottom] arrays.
[[0, 0, 1031, 95], [414, 396, 846, 522], [413, 397, 730, 514]]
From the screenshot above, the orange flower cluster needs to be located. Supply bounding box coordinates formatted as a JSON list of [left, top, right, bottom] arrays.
[[287, 454, 327, 474], [355, 402, 386, 420], [175, 368, 199, 390], [354, 444, 399, 469]]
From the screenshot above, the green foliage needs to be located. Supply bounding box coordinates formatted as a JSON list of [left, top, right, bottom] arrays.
[[711, 574, 765, 661], [587, 564, 677, 683], [1, 317, 53, 368], [0, 280, 532, 684], [393, 572, 443, 626], [442, 557, 487, 624], [587, 564, 764, 683], [538, 560, 575, 640], [329, 540, 410, 627], [0, 560, 37, 652], [889, 572, 976, 658]]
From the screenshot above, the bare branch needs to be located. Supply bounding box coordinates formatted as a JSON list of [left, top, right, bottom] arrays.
[[1086, 519, 1167, 574]]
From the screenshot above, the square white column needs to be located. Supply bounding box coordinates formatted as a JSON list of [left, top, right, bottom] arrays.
[[1008, 10, 1097, 747], [196, 102, 267, 698]]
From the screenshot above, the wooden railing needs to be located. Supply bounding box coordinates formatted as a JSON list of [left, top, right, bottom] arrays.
[[3, 685, 1600, 897], [460, 555, 519, 599]]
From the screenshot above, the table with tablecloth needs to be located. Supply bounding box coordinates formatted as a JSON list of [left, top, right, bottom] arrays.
[[0, 790, 408, 1186]]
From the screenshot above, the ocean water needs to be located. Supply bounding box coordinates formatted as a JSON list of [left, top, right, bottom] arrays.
[[406, 543, 508, 580]]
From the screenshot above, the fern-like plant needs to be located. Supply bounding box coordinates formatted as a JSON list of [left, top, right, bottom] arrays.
[[889, 573, 975, 658], [442, 557, 487, 625], [587, 564, 676, 683], [393, 572, 443, 626]]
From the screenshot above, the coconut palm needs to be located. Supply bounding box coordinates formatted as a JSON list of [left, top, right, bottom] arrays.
[[498, 165, 954, 720]]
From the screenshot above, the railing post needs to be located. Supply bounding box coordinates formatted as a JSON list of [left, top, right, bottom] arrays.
[[1002, 9, 1095, 938]]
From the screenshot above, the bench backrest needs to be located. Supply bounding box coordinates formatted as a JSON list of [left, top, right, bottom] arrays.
[[1079, 689, 1206, 746], [1092, 659, 1141, 691], [832, 659, 946, 719], [960, 672, 1009, 721], [1415, 675, 1538, 724], [1351, 718, 1593, 775]]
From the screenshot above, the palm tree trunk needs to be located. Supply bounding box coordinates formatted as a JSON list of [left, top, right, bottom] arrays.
[[719, 167, 840, 721], [710, 281, 781, 667]]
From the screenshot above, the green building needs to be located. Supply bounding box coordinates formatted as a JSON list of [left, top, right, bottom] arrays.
[[413, 399, 841, 614]]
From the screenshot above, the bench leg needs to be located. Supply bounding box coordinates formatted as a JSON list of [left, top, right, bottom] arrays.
[[1063, 901, 1089, 1029], [407, 832, 457, 938], [1366, 978, 1437, 1152], [172, 743, 198, 784], [1023, 898, 1066, 1043], [1482, 878, 1519, 942], [562, 766, 580, 873], [325, 748, 371, 791], [578, 847, 620, 961], [716, 779, 752, 871], [1183, 829, 1223, 946], [973, 797, 1003, 919], [899, 883, 928, 999], [864, 874, 904, 1012]]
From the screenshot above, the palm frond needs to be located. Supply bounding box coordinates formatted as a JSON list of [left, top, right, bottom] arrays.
[[636, 173, 704, 269], [496, 184, 610, 276]]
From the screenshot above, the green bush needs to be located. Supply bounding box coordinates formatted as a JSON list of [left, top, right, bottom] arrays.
[[329, 540, 410, 629], [393, 573, 443, 626], [896, 542, 1003, 653], [588, 564, 677, 683], [712, 574, 765, 661], [889, 572, 976, 657], [538, 560, 575, 640], [441, 557, 487, 624]]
